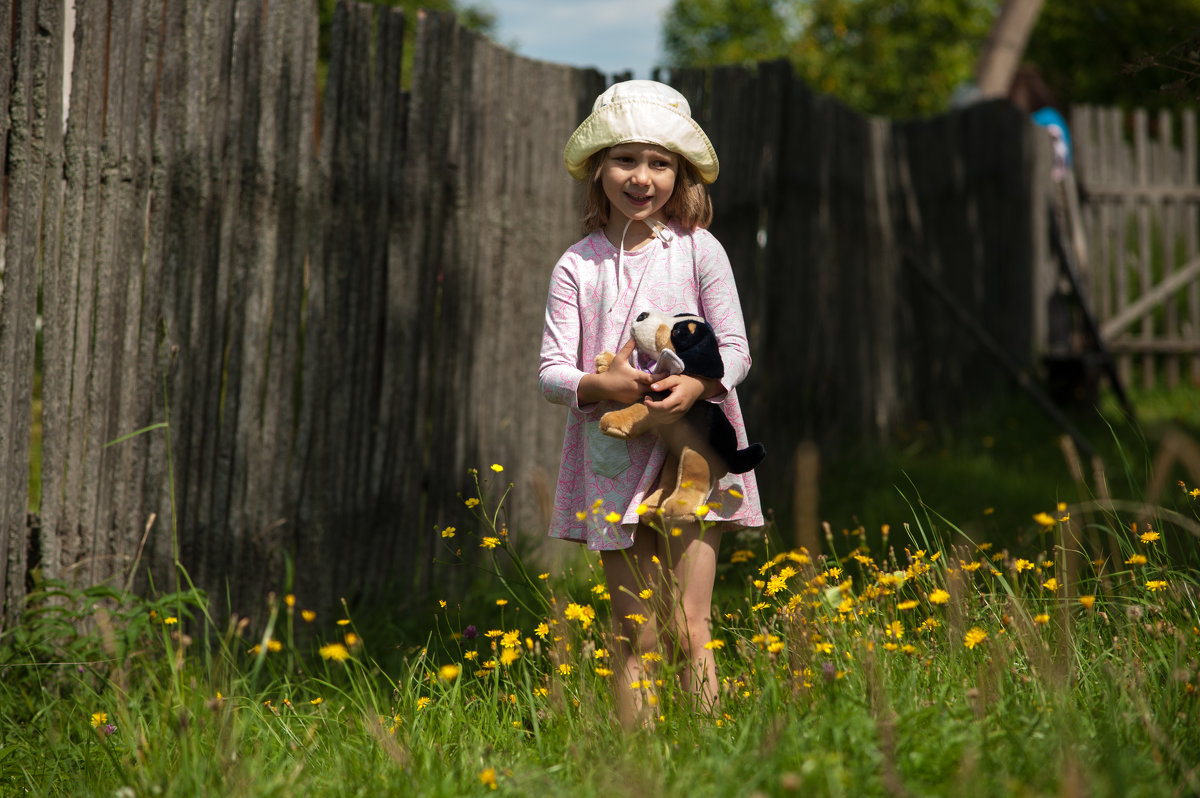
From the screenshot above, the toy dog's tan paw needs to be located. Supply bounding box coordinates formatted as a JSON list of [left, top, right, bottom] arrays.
[[594, 351, 615, 373], [599, 412, 632, 439]]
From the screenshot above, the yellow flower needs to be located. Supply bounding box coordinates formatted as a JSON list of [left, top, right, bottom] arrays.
[[495, 598, 508, 606], [479, 767, 498, 790], [694, 504, 710, 517], [310, 697, 323, 705], [416, 697, 431, 711], [605, 511, 622, 523], [963, 627, 988, 650], [886, 620, 904, 640], [319, 643, 350, 662], [344, 633, 360, 647], [1139, 530, 1160, 544], [1078, 595, 1096, 609], [1125, 553, 1147, 566], [1042, 577, 1059, 591], [490, 464, 503, 473], [267, 639, 283, 652], [301, 610, 316, 622], [1033, 512, 1056, 528], [440, 527, 456, 538], [284, 594, 295, 608], [90, 712, 108, 728], [638, 589, 653, 600], [480, 537, 500, 549], [538, 572, 549, 580], [163, 616, 178, 625], [534, 622, 549, 639], [704, 639, 725, 650], [750, 602, 770, 612], [641, 652, 662, 662], [337, 619, 350, 626], [439, 664, 461, 681], [565, 603, 596, 629], [595, 666, 613, 677], [1033, 613, 1050, 625], [500, 631, 520, 649], [1146, 580, 1168, 592], [575, 510, 587, 521], [499, 648, 520, 666], [625, 613, 648, 625], [671, 526, 683, 537], [897, 600, 919, 611], [438, 600, 447, 608], [558, 663, 573, 676], [636, 503, 649, 515], [1014, 559, 1034, 573], [464, 497, 480, 508], [767, 641, 785, 654], [928, 589, 950, 605]]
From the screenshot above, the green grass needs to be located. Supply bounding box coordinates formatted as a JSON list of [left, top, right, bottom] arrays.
[[3, 392, 1200, 796]]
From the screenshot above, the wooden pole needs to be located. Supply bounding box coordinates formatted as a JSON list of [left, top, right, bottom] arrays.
[[975, 0, 1045, 98]]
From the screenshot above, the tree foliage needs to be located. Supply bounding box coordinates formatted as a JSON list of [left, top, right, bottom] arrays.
[[662, 0, 1200, 117]]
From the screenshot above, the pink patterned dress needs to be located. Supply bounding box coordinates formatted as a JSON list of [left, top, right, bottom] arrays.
[[538, 221, 765, 550]]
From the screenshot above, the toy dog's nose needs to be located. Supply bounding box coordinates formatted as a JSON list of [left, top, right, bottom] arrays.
[[635, 312, 649, 322]]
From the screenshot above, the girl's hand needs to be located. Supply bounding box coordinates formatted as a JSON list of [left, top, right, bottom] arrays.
[[577, 340, 654, 405], [643, 373, 720, 422]]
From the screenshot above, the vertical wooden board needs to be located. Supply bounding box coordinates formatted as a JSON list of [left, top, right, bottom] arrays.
[[1159, 110, 1180, 388], [0, 0, 43, 622], [1133, 110, 1153, 388], [1185, 111, 1200, 384]]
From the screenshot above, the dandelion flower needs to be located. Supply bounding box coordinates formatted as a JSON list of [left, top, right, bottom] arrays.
[[750, 602, 770, 612], [1078, 595, 1096, 609], [439, 664, 461, 681], [90, 712, 108, 728], [565, 603, 596, 629], [495, 598, 508, 606], [1139, 530, 1160, 544], [704, 639, 725, 650], [480, 537, 500, 549], [464, 498, 480, 508], [1033, 512, 1056, 528], [534, 622, 549, 639], [1033, 613, 1050, 625], [558, 663, 574, 676], [641, 652, 662, 663], [638, 589, 653, 600], [164, 617, 179, 625], [636, 503, 649, 515], [1146, 580, 1168, 592], [595, 666, 614, 677], [625, 613, 648, 625], [1014, 559, 1034, 573], [267, 639, 283, 653], [441, 527, 456, 538], [344, 633, 360, 647], [499, 648, 520, 666], [1125, 554, 1147, 566], [605, 511, 622, 523], [886, 620, 904, 640], [284, 594, 296, 608], [897, 600, 919, 611], [490, 464, 503, 473], [319, 643, 351, 662], [928, 589, 950, 605], [575, 510, 587, 521], [963, 627, 988, 650], [337, 619, 350, 626], [1042, 577, 1059, 591], [301, 610, 316, 622], [416, 697, 431, 711]]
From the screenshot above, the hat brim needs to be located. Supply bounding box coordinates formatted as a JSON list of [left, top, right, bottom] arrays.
[[563, 98, 719, 184]]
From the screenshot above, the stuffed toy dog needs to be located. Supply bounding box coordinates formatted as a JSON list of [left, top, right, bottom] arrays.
[[595, 311, 765, 520]]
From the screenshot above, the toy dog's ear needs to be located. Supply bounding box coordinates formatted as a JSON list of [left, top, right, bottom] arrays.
[[671, 320, 724, 381]]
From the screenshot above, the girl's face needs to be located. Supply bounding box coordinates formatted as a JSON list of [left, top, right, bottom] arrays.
[[599, 143, 678, 239]]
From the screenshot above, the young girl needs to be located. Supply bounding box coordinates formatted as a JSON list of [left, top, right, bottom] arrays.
[[538, 80, 763, 727]]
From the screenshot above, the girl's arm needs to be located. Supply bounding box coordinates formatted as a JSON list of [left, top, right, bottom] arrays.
[[538, 259, 652, 410], [694, 232, 752, 395]]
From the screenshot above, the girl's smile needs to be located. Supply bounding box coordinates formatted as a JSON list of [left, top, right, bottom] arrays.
[[600, 143, 678, 248]]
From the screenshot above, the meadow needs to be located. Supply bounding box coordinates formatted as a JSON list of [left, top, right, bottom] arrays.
[[1, 392, 1199, 797]]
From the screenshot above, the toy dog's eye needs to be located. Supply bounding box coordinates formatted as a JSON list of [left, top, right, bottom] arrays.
[[635, 312, 649, 322]]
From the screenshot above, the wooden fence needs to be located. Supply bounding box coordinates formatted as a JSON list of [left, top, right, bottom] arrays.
[[1071, 106, 1200, 390], [0, 0, 1124, 628]]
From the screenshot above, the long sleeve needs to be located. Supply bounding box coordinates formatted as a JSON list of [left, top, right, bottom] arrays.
[[693, 232, 752, 395], [538, 257, 588, 412]]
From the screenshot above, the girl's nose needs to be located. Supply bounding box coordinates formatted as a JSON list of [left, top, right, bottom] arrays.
[[630, 163, 650, 184]]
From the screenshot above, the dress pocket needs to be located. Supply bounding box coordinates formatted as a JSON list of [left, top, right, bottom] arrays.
[[585, 421, 631, 479]]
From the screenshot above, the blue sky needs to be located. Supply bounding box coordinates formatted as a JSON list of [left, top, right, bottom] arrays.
[[484, 0, 676, 79]]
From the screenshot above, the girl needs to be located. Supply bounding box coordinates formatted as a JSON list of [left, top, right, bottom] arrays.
[[538, 80, 763, 727]]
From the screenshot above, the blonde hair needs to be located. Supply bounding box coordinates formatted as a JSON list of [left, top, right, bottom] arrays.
[[581, 148, 713, 235]]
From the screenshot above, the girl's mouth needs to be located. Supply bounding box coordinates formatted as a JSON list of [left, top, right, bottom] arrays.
[[625, 193, 651, 206]]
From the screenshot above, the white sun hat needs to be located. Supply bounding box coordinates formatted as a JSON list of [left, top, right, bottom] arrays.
[[563, 80, 719, 184]]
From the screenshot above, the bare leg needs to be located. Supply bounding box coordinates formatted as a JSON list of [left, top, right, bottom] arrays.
[[658, 522, 722, 711], [600, 528, 662, 729]]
